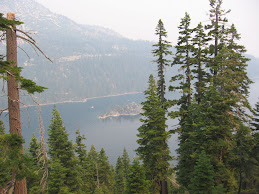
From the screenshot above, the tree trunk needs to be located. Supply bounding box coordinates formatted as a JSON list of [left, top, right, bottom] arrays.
[[6, 12, 27, 194], [161, 179, 168, 194]]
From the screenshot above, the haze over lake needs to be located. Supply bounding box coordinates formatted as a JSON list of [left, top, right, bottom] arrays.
[[2, 93, 178, 165]]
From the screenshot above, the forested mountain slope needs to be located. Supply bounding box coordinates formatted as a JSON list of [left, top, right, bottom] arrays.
[[0, 0, 155, 106], [0, 0, 258, 106]]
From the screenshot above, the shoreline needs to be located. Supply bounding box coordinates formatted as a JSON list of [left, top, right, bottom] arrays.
[[2, 92, 143, 113], [28, 91, 143, 107], [98, 113, 140, 119]]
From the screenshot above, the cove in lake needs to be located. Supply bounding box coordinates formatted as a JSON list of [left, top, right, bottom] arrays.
[[2, 93, 178, 165]]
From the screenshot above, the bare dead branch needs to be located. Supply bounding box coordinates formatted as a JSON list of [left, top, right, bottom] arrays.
[[17, 35, 39, 56], [0, 108, 8, 116], [16, 29, 36, 43], [17, 35, 53, 63], [1, 78, 6, 95], [17, 46, 30, 60], [19, 94, 30, 129], [6, 70, 15, 77], [29, 94, 48, 193]]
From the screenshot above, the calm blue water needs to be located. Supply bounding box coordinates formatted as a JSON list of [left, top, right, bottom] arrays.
[[1, 93, 178, 165]]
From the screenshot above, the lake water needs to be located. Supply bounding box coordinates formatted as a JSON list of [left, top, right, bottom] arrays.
[[1, 93, 178, 165]]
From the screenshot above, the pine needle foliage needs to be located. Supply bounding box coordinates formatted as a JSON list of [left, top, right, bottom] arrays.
[[152, 19, 172, 103], [48, 106, 83, 193], [136, 74, 171, 192]]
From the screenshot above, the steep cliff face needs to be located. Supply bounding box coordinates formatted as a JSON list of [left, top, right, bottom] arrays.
[[0, 0, 154, 106]]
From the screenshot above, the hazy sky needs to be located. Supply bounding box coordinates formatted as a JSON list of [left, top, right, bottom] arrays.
[[35, 0, 259, 57]]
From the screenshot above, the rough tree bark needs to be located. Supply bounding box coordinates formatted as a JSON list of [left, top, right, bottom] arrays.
[[6, 12, 27, 194]]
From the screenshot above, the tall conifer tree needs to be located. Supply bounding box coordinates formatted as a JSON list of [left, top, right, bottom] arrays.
[[152, 19, 172, 194], [136, 75, 171, 193], [86, 145, 99, 193], [206, 0, 230, 77], [122, 148, 130, 179], [75, 129, 89, 191], [171, 12, 194, 108], [48, 158, 68, 194], [173, 1, 253, 192], [98, 148, 114, 193], [48, 106, 82, 193], [152, 19, 172, 104], [114, 156, 126, 194], [192, 22, 210, 104], [189, 151, 215, 193], [126, 158, 147, 194], [27, 133, 44, 193]]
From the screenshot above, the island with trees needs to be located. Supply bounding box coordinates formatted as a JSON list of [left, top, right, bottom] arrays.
[[99, 102, 143, 119]]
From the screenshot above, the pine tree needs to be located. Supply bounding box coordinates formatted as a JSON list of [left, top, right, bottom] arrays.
[[126, 158, 148, 194], [171, 12, 194, 108], [0, 127, 25, 192], [122, 148, 130, 179], [194, 86, 236, 191], [48, 158, 68, 194], [169, 17, 196, 180], [1, 13, 31, 194], [189, 151, 215, 194], [232, 123, 256, 194], [136, 74, 171, 193], [152, 19, 172, 104], [48, 105, 82, 193], [170, 13, 197, 191], [212, 24, 252, 191], [27, 133, 43, 193], [206, 0, 230, 76], [86, 145, 99, 193], [114, 156, 126, 194], [75, 129, 89, 191], [98, 148, 114, 193], [192, 22, 210, 104], [152, 19, 172, 193], [75, 128, 88, 164], [1, 13, 49, 193], [173, 1, 253, 192], [29, 133, 41, 164]]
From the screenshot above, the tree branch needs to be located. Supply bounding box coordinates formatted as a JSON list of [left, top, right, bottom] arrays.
[[17, 35, 53, 63], [16, 29, 36, 43]]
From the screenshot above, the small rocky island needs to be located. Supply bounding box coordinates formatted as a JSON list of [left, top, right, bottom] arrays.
[[99, 102, 143, 119]]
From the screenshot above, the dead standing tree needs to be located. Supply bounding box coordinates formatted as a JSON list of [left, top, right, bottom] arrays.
[[4, 12, 52, 194]]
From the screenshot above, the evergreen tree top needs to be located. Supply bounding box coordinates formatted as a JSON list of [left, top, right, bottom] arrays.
[[152, 19, 172, 57], [209, 0, 231, 20], [49, 105, 64, 127], [155, 19, 168, 37]]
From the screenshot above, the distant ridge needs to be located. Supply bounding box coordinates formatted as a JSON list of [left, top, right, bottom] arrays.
[[0, 0, 154, 106], [0, 0, 258, 107]]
